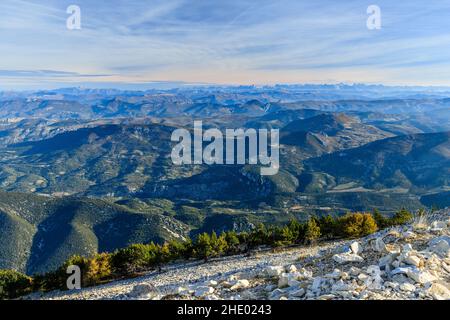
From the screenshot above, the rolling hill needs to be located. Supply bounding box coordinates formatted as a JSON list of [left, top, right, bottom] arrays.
[[304, 131, 450, 193], [0, 192, 189, 275]]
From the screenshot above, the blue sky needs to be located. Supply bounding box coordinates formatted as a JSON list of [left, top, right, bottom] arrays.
[[1, 0, 450, 89]]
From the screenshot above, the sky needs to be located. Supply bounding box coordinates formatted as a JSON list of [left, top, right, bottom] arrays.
[[1, 0, 450, 89]]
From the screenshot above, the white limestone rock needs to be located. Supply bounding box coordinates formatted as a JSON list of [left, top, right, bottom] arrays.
[[391, 266, 437, 284], [230, 279, 250, 291], [371, 238, 387, 253], [404, 255, 422, 267], [194, 286, 215, 297], [265, 265, 285, 277], [427, 282, 450, 300], [350, 241, 362, 255], [333, 253, 364, 264], [365, 265, 383, 290], [287, 265, 298, 273], [399, 283, 416, 292], [428, 239, 450, 258], [431, 221, 447, 232], [289, 288, 306, 298]]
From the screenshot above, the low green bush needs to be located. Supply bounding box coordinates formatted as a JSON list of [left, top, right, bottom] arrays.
[[390, 208, 413, 226], [337, 212, 378, 238], [111, 244, 153, 273], [0, 270, 33, 299], [304, 218, 321, 244]]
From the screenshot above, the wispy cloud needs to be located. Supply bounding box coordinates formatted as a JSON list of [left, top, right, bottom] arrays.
[[0, 69, 110, 77], [1, 0, 450, 89]]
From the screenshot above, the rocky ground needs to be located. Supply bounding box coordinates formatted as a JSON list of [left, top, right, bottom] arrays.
[[24, 210, 450, 300]]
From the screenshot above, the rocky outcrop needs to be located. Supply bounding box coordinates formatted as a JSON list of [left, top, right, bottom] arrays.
[[28, 209, 450, 301]]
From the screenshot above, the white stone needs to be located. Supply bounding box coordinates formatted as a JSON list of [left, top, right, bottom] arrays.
[[427, 282, 450, 300], [428, 236, 450, 247], [331, 279, 351, 292], [268, 288, 285, 300], [176, 286, 189, 295], [311, 277, 324, 293], [325, 269, 343, 279], [402, 231, 417, 239], [404, 255, 421, 267], [350, 241, 362, 255], [348, 267, 361, 276], [402, 244, 414, 252], [358, 273, 369, 281], [333, 253, 364, 264], [431, 221, 447, 231], [287, 265, 297, 273], [428, 240, 450, 258], [207, 280, 218, 287], [278, 272, 302, 288], [399, 283, 416, 292], [365, 265, 383, 290], [278, 273, 289, 288], [289, 288, 306, 298], [194, 286, 215, 297], [371, 238, 387, 253], [379, 253, 399, 269], [265, 265, 285, 277], [230, 279, 250, 291], [297, 268, 313, 280], [391, 266, 437, 284], [410, 271, 437, 284]]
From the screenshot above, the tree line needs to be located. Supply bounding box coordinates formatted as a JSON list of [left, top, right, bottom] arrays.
[[0, 209, 414, 299]]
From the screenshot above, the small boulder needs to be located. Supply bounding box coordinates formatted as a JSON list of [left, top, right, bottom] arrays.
[[404, 255, 422, 267], [399, 283, 416, 292], [230, 279, 250, 291], [365, 265, 383, 290], [428, 239, 450, 258], [331, 279, 351, 292], [391, 266, 437, 284], [268, 288, 285, 300], [194, 286, 215, 297], [289, 288, 306, 298], [287, 265, 298, 273], [350, 242, 362, 255], [371, 238, 387, 253], [265, 265, 285, 277], [278, 273, 301, 288], [431, 221, 447, 232], [427, 282, 450, 300], [402, 231, 417, 239], [333, 253, 364, 264], [207, 280, 218, 287]]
